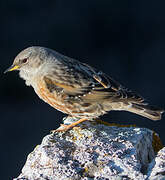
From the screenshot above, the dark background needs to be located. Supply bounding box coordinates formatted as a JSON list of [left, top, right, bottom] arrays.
[[1, 0, 165, 179]]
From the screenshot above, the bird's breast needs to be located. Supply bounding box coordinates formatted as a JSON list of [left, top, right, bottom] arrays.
[[33, 77, 107, 118], [34, 78, 70, 114]]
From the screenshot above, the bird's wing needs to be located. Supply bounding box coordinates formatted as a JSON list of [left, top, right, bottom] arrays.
[[82, 71, 144, 103], [43, 62, 143, 103]]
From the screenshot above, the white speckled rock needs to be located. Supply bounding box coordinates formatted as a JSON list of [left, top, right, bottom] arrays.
[[14, 117, 159, 180], [147, 147, 165, 180]]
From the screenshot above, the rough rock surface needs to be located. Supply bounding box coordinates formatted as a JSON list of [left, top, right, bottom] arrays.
[[14, 118, 163, 180], [147, 147, 165, 180]]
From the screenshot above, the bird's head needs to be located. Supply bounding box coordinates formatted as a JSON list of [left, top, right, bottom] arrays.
[[4, 46, 47, 74]]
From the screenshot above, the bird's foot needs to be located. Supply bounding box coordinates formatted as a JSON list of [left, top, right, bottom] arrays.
[[51, 124, 72, 133], [51, 118, 88, 133]]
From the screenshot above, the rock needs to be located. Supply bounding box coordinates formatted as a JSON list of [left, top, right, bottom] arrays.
[[14, 117, 163, 180], [147, 147, 165, 180]]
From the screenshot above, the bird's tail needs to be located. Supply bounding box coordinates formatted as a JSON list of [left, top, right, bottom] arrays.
[[125, 103, 164, 120]]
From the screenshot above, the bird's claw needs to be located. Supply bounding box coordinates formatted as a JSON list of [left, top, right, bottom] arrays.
[[50, 124, 71, 133]]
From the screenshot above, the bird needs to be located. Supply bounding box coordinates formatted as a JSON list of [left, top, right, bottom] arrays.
[[4, 46, 164, 131]]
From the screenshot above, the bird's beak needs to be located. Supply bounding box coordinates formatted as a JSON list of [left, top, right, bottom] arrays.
[[4, 64, 20, 74]]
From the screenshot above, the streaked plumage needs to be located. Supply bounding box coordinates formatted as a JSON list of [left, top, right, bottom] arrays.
[[4, 46, 164, 131]]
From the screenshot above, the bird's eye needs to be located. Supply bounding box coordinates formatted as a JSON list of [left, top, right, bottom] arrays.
[[22, 58, 28, 63]]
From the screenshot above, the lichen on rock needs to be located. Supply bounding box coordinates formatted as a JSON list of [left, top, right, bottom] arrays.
[[14, 117, 164, 180]]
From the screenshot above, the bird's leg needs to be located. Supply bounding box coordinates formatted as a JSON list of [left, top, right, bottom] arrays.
[[51, 118, 89, 132]]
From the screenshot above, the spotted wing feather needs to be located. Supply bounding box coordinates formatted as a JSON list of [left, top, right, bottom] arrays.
[[43, 58, 144, 104]]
